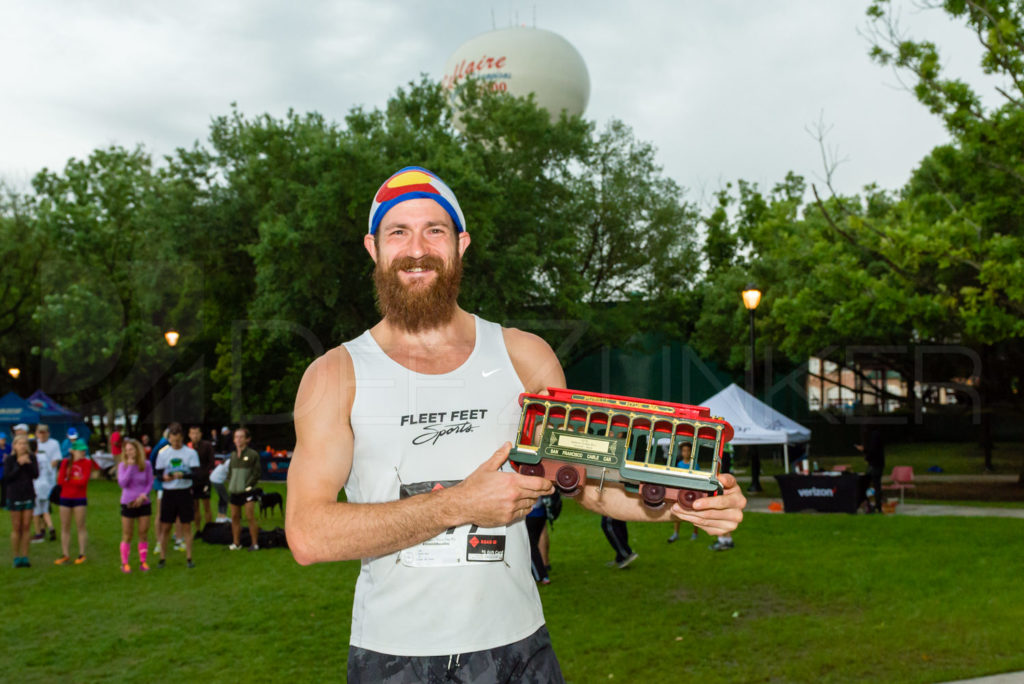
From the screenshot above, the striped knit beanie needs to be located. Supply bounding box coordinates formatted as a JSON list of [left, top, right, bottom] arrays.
[[368, 166, 466, 235]]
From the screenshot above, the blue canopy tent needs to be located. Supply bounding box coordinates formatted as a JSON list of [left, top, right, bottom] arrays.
[[0, 391, 41, 428], [28, 390, 89, 445], [27, 390, 82, 420], [0, 391, 89, 444]]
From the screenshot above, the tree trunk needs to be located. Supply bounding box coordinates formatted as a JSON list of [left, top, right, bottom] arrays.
[[979, 345, 994, 473]]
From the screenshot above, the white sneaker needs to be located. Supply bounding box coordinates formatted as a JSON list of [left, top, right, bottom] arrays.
[[616, 552, 639, 569], [228, 544, 242, 551]]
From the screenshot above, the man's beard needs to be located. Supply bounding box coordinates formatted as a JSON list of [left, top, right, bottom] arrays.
[[373, 252, 462, 332]]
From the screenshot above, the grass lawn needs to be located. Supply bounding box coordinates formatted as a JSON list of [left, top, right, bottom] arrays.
[[796, 441, 1024, 477], [740, 442, 1024, 508], [3, 479, 1023, 683]]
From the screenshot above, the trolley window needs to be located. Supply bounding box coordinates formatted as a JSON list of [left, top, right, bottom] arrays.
[[693, 426, 721, 472], [587, 412, 609, 436], [567, 408, 588, 433], [609, 413, 630, 436], [546, 405, 567, 431], [672, 423, 697, 469], [630, 417, 652, 463], [650, 420, 674, 467], [519, 401, 548, 447]]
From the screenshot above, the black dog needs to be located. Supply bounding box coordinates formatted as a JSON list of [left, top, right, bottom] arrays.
[[259, 491, 284, 518]]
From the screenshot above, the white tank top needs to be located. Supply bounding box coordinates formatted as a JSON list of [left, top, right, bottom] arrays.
[[343, 315, 545, 656]]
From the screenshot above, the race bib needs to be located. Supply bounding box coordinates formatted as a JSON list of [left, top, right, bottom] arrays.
[[398, 480, 506, 567]]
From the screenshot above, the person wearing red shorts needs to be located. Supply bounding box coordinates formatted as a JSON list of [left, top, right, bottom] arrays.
[[54, 439, 93, 566]]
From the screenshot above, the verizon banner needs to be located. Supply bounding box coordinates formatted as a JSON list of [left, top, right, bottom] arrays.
[[775, 472, 864, 513]]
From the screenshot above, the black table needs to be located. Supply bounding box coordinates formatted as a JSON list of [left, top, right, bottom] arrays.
[[774, 472, 865, 513]]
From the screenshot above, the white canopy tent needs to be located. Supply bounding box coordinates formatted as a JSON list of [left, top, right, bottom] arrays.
[[700, 383, 811, 472]]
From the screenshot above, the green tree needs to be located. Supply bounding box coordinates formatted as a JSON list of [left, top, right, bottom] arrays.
[[695, 1, 1024, 476], [30, 146, 211, 432], [211, 78, 703, 423], [865, 0, 1024, 471], [0, 186, 46, 389]]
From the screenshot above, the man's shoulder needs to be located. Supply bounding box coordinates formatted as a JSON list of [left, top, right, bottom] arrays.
[[500, 325, 565, 394], [295, 345, 356, 423], [500, 325, 553, 354], [302, 345, 354, 382]]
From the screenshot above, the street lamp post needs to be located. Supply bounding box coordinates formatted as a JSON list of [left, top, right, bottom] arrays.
[[742, 284, 763, 492], [159, 330, 180, 429]]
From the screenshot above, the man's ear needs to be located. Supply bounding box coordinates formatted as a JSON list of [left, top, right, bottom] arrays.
[[457, 231, 471, 258], [364, 233, 378, 263]]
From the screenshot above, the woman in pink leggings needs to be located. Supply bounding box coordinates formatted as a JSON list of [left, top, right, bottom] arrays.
[[117, 438, 154, 572]]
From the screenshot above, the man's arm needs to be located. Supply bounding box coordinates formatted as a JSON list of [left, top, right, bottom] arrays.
[[285, 346, 553, 566], [503, 327, 746, 536], [245, 449, 261, 491]]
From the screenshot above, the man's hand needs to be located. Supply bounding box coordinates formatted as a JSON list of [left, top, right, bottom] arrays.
[[669, 473, 746, 537], [451, 442, 554, 528]]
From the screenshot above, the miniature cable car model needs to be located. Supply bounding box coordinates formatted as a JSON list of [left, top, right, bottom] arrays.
[[509, 388, 734, 509]]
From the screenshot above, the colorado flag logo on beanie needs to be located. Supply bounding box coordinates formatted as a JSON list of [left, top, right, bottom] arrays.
[[368, 166, 466, 235]]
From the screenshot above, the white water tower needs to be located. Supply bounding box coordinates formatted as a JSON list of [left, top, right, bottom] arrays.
[[442, 26, 590, 122]]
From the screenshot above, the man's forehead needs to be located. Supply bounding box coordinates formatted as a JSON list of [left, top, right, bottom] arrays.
[[379, 199, 455, 230]]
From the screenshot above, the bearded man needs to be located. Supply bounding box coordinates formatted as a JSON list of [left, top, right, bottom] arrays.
[[286, 167, 746, 683]]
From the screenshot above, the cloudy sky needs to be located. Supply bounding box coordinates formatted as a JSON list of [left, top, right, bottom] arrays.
[[0, 1, 1005, 203]]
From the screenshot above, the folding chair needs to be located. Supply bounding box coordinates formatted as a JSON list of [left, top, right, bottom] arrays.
[[883, 465, 916, 504]]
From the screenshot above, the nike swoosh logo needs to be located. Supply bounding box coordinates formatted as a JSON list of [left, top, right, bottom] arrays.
[[482, 368, 502, 378]]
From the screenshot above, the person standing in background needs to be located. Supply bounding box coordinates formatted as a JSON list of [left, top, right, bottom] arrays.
[[109, 427, 123, 461], [525, 498, 549, 585], [210, 457, 230, 520], [117, 438, 154, 572], [856, 426, 885, 513], [227, 427, 261, 551], [60, 427, 79, 457], [154, 425, 199, 569], [149, 427, 170, 550], [31, 424, 60, 542], [216, 426, 233, 455], [187, 425, 216, 534], [708, 443, 735, 551], [5, 435, 38, 568], [54, 439, 93, 565], [0, 431, 11, 508]]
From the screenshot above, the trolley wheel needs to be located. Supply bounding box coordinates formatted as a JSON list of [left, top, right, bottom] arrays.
[[677, 489, 707, 509], [641, 483, 666, 509], [555, 465, 582, 495], [518, 463, 545, 478]]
